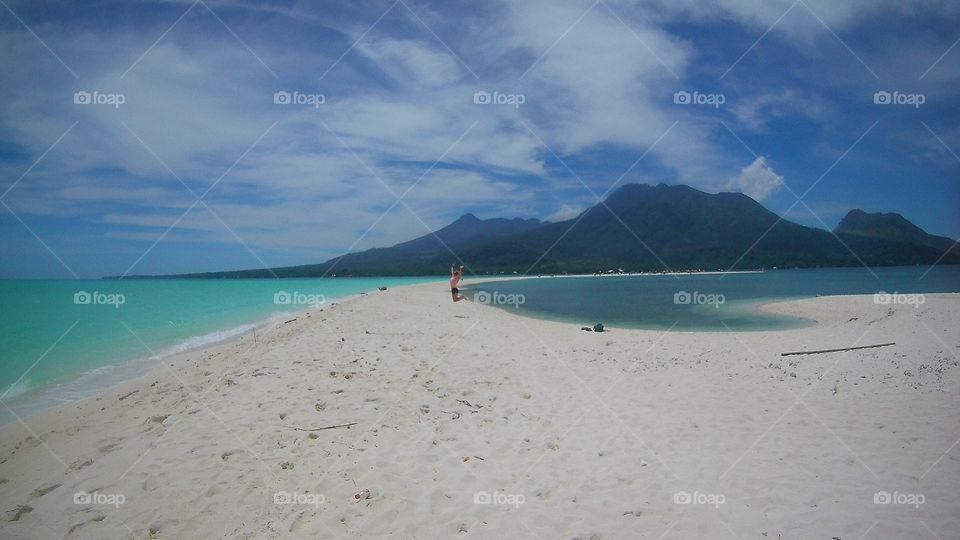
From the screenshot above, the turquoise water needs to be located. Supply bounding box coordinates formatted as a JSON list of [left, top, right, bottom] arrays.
[[0, 277, 441, 423], [467, 266, 960, 331], [2, 268, 957, 424]]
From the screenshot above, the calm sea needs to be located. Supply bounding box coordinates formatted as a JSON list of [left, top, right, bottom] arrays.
[[0, 277, 441, 425], [467, 266, 960, 331], [2, 267, 957, 425]]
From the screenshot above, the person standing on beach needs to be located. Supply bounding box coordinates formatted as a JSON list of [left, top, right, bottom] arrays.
[[450, 264, 465, 302]]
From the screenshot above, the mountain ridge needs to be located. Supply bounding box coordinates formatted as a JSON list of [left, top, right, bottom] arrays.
[[109, 183, 959, 278]]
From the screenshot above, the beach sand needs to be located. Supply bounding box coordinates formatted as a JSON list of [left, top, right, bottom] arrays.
[[0, 284, 958, 539]]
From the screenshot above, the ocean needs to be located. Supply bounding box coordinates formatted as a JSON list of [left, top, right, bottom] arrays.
[[2, 267, 958, 425], [0, 277, 442, 425], [466, 266, 960, 331]]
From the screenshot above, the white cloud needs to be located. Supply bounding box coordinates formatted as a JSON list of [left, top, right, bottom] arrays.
[[724, 157, 784, 201], [731, 89, 828, 131], [1, 0, 958, 276], [545, 203, 585, 222]]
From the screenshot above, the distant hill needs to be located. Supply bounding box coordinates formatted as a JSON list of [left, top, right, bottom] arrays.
[[835, 209, 959, 252], [126, 214, 543, 278], [112, 184, 959, 278], [457, 185, 959, 273]]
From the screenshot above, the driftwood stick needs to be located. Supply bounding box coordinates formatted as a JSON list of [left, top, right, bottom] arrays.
[[780, 342, 895, 357], [290, 422, 358, 431], [456, 399, 482, 409]]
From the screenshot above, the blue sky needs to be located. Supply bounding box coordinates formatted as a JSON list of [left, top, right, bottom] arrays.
[[0, 0, 958, 278]]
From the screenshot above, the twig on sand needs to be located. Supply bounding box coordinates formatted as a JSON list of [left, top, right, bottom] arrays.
[[456, 399, 482, 409], [288, 422, 358, 431], [283, 318, 297, 324], [780, 342, 895, 357]]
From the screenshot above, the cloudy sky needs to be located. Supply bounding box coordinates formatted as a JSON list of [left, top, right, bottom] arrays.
[[0, 0, 958, 278]]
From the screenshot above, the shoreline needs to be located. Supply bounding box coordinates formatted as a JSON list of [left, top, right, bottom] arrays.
[[0, 290, 377, 429], [0, 284, 957, 538], [5, 267, 953, 428]]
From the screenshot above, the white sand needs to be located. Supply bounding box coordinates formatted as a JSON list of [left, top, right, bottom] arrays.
[[0, 285, 958, 539]]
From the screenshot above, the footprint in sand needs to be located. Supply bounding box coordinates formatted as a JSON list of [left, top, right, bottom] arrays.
[[69, 458, 94, 472], [30, 483, 61, 499], [97, 437, 125, 454], [5, 504, 32, 522], [288, 510, 313, 533], [221, 449, 242, 461], [65, 515, 105, 537]]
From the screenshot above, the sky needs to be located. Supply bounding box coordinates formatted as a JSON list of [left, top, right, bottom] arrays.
[[0, 0, 958, 278]]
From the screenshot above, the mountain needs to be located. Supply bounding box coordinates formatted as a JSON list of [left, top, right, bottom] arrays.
[[835, 209, 958, 252], [456, 184, 959, 273], [315, 214, 543, 276], [112, 184, 958, 278], [831, 209, 960, 268], [133, 214, 543, 278]]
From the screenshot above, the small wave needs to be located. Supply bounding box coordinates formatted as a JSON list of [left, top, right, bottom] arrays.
[[0, 310, 304, 427], [159, 323, 258, 355], [1, 378, 32, 400]]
